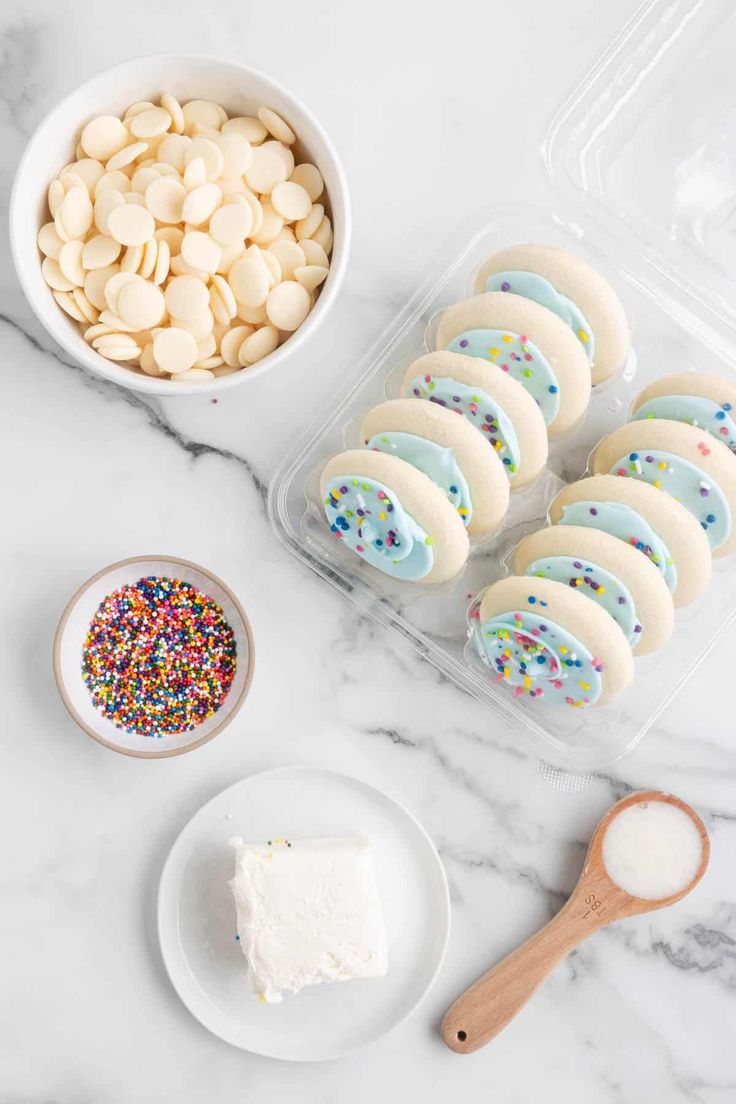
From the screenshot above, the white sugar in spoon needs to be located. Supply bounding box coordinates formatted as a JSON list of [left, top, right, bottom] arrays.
[[442, 790, 709, 1054]]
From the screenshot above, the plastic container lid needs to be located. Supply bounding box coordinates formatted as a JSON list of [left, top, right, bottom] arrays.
[[546, 0, 736, 360]]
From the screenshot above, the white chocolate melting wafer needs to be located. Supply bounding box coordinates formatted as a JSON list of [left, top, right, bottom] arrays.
[[40, 93, 331, 380]]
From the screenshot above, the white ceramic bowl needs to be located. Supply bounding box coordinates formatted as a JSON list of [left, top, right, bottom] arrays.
[[11, 53, 350, 396], [53, 555, 255, 758]]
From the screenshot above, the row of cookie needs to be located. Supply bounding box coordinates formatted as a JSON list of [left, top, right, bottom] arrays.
[[322, 347, 549, 581], [321, 245, 629, 580], [474, 371, 736, 708]]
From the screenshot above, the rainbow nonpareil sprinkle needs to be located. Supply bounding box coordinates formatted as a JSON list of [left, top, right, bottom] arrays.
[[82, 576, 237, 737]]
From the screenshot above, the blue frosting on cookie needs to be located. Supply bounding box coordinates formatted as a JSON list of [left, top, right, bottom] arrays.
[[324, 475, 434, 580], [484, 270, 594, 364]]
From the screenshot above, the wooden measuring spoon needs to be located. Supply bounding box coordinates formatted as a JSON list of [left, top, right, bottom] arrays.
[[442, 790, 709, 1054]]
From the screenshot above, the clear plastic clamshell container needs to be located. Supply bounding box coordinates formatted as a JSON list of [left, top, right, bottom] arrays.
[[269, 0, 736, 772]]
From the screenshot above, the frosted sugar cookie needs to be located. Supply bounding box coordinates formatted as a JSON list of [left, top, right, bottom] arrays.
[[476, 575, 634, 707], [435, 292, 591, 436], [548, 474, 711, 606], [474, 244, 629, 386], [591, 419, 736, 556], [513, 524, 674, 655], [360, 398, 509, 538], [321, 449, 469, 584], [631, 371, 736, 454], [400, 351, 547, 490]]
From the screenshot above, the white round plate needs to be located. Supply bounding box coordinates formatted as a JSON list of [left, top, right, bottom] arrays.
[[157, 765, 450, 1061]]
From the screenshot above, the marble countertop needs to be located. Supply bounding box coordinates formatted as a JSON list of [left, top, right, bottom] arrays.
[[2, 1, 735, 1101]]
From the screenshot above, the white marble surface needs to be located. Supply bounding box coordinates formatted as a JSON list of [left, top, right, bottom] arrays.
[[2, 1, 736, 1101]]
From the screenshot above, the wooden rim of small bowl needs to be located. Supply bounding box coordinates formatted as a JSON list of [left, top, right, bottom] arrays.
[[52, 555, 256, 759]]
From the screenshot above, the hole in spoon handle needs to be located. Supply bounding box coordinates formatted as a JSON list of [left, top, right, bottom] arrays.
[[441, 1012, 475, 1053]]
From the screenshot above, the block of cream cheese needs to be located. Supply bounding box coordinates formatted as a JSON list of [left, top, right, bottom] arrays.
[[229, 835, 388, 1003]]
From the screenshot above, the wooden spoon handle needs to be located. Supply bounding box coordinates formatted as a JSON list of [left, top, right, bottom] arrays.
[[441, 901, 595, 1053]]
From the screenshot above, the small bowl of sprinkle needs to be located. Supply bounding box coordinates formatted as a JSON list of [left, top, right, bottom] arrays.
[[53, 555, 254, 758]]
